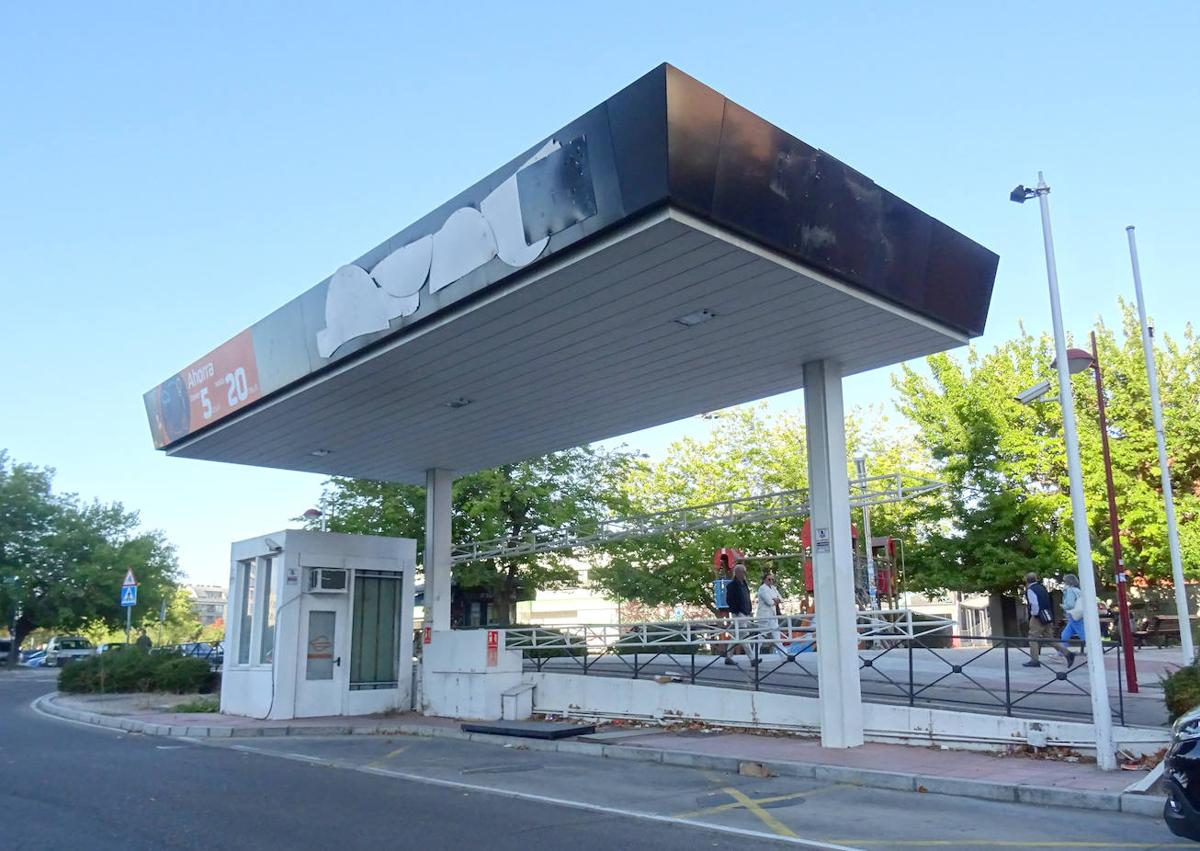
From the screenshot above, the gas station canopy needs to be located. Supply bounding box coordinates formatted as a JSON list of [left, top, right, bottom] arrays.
[[145, 65, 997, 484]]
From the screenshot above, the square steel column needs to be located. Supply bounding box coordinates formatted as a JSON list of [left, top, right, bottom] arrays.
[[424, 468, 454, 632], [803, 360, 864, 748]]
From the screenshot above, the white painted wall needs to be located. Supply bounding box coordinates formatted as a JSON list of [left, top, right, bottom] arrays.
[[422, 629, 524, 720], [526, 672, 1168, 757]]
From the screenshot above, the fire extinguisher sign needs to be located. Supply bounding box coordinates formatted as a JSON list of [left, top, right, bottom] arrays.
[[486, 630, 499, 667]]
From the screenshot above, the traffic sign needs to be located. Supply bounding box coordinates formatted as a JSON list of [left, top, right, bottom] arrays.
[[121, 585, 138, 607], [122, 568, 138, 587]]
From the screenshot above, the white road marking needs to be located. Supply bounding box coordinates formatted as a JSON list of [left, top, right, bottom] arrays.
[[215, 740, 861, 850]]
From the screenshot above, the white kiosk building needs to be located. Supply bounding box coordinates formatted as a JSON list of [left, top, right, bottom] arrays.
[[222, 530, 415, 720]]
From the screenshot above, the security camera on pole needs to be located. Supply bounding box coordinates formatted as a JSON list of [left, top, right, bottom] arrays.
[[1010, 174, 1115, 770]]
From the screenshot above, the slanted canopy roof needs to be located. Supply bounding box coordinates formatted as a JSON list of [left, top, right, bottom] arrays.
[[144, 65, 997, 484]]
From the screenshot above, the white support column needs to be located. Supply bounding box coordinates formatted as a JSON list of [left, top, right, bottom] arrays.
[[425, 468, 454, 632], [804, 360, 864, 748]]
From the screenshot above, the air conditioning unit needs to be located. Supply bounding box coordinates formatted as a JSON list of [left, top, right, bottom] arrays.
[[308, 568, 348, 593]]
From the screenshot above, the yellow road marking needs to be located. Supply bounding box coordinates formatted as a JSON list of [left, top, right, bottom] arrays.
[[674, 789, 812, 818], [723, 786, 797, 838], [366, 744, 409, 768]]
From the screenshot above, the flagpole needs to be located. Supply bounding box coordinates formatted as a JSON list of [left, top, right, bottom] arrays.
[[1126, 226, 1193, 662]]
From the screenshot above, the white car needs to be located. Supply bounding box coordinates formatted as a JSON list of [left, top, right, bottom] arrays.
[[45, 636, 95, 667]]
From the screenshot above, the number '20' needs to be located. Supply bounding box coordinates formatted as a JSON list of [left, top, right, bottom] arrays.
[[225, 367, 249, 407]]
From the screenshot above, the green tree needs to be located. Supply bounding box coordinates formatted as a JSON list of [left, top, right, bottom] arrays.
[[590, 405, 933, 612], [0, 452, 180, 665], [312, 446, 636, 624], [896, 329, 1077, 597], [895, 304, 1200, 600], [1077, 307, 1200, 582]]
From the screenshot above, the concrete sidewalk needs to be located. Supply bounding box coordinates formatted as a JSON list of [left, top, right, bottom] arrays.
[[36, 691, 1166, 818]]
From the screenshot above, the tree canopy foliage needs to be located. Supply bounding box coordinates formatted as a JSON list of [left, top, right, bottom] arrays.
[[0, 452, 180, 663], [311, 446, 636, 623], [589, 405, 933, 612], [896, 303, 1200, 597]]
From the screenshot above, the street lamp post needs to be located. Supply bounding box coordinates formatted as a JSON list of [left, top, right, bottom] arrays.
[[1088, 333, 1140, 693], [1126, 226, 1194, 663], [1011, 173, 1116, 770], [1053, 337, 1140, 693]]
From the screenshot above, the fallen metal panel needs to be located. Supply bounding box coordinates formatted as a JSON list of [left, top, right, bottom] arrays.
[[460, 720, 597, 740]]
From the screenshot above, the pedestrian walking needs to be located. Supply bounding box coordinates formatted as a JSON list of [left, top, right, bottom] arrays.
[[1024, 572, 1070, 667], [756, 572, 787, 654], [135, 630, 152, 651], [724, 563, 759, 667], [1058, 574, 1083, 663]]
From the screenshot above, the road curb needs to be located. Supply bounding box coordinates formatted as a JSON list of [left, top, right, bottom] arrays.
[[34, 693, 1165, 818]]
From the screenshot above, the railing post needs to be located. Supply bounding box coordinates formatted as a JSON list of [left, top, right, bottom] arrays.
[[1116, 640, 1125, 726], [1003, 637, 1012, 717], [908, 638, 915, 707]]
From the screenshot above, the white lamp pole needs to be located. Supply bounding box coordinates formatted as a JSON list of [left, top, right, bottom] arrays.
[[1018, 173, 1116, 769], [854, 455, 877, 609], [1126, 226, 1193, 663]]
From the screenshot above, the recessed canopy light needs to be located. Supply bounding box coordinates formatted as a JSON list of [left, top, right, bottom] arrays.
[[674, 309, 716, 327], [445, 397, 473, 409], [310, 449, 332, 457]]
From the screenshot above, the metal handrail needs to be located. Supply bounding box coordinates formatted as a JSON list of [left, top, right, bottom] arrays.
[[502, 609, 954, 650]]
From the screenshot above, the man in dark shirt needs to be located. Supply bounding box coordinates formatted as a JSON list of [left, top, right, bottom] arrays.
[[723, 564, 760, 667]]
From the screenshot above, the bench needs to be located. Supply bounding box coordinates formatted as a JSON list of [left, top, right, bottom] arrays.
[[1133, 615, 1181, 648]]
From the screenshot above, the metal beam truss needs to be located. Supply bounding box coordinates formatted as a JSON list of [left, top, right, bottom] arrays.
[[450, 472, 944, 565]]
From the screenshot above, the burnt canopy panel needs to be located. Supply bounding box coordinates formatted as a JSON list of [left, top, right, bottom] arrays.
[[663, 66, 995, 337], [146, 63, 998, 473]]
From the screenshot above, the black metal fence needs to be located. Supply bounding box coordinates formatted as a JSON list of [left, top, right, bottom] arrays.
[[521, 633, 1132, 725]]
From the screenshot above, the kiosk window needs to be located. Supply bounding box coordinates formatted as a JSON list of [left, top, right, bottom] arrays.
[[258, 557, 275, 664], [350, 574, 400, 689], [236, 559, 257, 665], [305, 610, 336, 680]]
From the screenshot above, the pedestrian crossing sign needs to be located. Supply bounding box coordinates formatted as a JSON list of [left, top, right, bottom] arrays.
[[121, 585, 138, 607]]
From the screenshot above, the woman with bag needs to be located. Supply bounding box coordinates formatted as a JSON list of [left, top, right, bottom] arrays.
[[1059, 574, 1084, 663]]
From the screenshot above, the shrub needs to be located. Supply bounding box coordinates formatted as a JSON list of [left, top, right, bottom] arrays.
[[520, 628, 588, 659], [1163, 662, 1200, 721], [172, 697, 219, 713], [613, 625, 703, 656], [58, 650, 215, 694]]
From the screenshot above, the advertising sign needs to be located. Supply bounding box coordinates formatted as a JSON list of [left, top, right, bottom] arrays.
[[144, 329, 262, 448]]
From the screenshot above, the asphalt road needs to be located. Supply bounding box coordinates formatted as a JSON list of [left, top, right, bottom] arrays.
[[0, 669, 1187, 850]]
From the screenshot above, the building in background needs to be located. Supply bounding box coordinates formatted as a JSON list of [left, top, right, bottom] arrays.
[[187, 584, 227, 626], [515, 562, 619, 627]]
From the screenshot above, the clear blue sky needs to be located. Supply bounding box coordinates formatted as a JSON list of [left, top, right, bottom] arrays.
[[2, 2, 1196, 586]]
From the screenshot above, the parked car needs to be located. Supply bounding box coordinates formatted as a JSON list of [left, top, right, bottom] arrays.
[[22, 650, 47, 668], [44, 636, 95, 667], [179, 641, 224, 669], [1164, 704, 1200, 840], [97, 642, 127, 654]]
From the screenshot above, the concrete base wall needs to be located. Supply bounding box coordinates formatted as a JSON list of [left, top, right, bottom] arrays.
[[527, 672, 1168, 758], [422, 630, 524, 720]]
